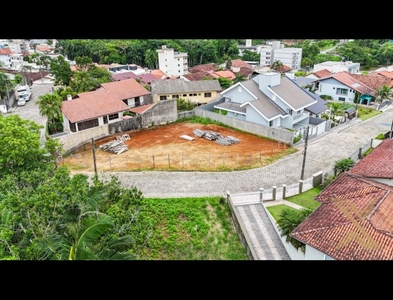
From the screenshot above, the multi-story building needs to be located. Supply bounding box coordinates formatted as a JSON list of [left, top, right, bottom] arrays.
[[259, 41, 302, 70], [156, 45, 188, 77]]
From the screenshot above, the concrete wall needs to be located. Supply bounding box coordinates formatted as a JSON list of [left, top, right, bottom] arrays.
[[58, 99, 178, 154], [58, 124, 110, 154], [195, 104, 295, 145]]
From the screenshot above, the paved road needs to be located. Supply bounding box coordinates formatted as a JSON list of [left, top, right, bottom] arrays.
[[85, 106, 393, 198]]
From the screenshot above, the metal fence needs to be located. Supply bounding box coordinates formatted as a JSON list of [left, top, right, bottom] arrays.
[[60, 147, 289, 172]]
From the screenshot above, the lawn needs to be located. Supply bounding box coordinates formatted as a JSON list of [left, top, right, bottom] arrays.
[[137, 196, 248, 260], [266, 204, 299, 221], [284, 186, 322, 210]]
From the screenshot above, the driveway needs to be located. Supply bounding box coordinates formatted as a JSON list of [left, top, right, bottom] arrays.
[[6, 81, 53, 146]]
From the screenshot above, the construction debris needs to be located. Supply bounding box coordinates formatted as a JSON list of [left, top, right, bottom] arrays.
[[192, 129, 241, 146], [99, 135, 130, 154], [180, 135, 195, 141]]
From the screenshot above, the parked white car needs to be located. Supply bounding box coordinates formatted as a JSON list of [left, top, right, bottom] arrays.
[[16, 85, 32, 102]]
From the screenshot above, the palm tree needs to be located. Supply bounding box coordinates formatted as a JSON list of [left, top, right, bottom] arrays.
[[334, 158, 355, 176], [375, 85, 392, 109], [277, 208, 312, 251], [37, 93, 63, 126], [232, 73, 246, 84], [271, 60, 283, 72]]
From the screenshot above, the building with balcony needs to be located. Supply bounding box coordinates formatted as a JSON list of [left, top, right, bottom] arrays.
[[156, 45, 188, 77]]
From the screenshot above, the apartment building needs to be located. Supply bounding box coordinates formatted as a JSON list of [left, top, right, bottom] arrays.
[[259, 41, 302, 70], [156, 45, 188, 76]]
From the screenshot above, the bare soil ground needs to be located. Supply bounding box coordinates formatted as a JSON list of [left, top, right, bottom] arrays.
[[61, 122, 293, 171]]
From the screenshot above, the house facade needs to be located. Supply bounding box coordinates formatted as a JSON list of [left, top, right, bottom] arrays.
[[312, 71, 376, 104], [213, 72, 317, 130], [61, 79, 152, 133], [150, 78, 222, 105], [156, 45, 188, 76]]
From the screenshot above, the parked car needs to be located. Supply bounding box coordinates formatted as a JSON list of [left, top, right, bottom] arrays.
[[17, 94, 28, 106]]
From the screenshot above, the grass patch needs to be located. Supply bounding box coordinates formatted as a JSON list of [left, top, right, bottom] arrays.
[[284, 187, 322, 210], [266, 204, 299, 222], [363, 147, 373, 156], [138, 196, 248, 260], [358, 108, 381, 121]]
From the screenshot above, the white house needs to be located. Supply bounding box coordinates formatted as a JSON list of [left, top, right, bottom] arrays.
[[313, 61, 360, 74], [238, 39, 262, 57], [0, 47, 12, 68], [156, 45, 188, 77], [312, 71, 375, 104], [214, 72, 317, 130]]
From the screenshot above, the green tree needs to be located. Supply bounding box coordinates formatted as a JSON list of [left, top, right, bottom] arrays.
[[375, 85, 391, 108], [271, 60, 283, 72], [0, 72, 12, 104], [49, 56, 73, 86], [218, 77, 232, 90], [177, 98, 195, 111], [14, 74, 24, 85], [0, 114, 52, 175], [334, 158, 355, 176], [37, 93, 63, 125], [232, 73, 246, 84], [277, 208, 312, 251]]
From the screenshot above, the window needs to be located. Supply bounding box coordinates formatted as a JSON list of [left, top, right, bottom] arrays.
[[336, 88, 348, 95], [269, 120, 273, 126], [172, 95, 179, 99], [108, 113, 119, 120], [183, 94, 187, 97], [103, 116, 108, 124], [338, 97, 345, 101], [189, 93, 197, 96], [204, 92, 212, 97], [160, 95, 167, 100]]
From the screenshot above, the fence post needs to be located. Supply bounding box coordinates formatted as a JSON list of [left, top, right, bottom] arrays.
[[282, 184, 287, 199], [358, 148, 362, 159], [312, 171, 323, 187], [370, 138, 373, 148], [272, 186, 277, 201], [299, 180, 304, 194], [259, 188, 264, 203]]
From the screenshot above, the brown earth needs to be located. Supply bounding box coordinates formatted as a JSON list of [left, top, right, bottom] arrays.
[[61, 122, 294, 171]]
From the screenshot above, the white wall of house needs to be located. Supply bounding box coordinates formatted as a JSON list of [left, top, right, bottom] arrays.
[[304, 245, 328, 260], [315, 78, 356, 102], [245, 106, 269, 126], [257, 72, 281, 96], [0, 54, 10, 68], [157, 45, 188, 76], [221, 84, 255, 104]]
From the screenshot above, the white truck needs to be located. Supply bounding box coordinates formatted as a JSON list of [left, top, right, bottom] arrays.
[[16, 85, 32, 102]]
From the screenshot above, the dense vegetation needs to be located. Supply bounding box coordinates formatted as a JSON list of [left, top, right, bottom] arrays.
[[0, 114, 247, 260]]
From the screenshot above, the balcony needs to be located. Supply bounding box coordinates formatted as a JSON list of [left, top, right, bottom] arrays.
[[293, 111, 310, 123]]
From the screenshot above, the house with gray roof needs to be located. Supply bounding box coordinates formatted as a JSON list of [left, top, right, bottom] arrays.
[[214, 72, 318, 130], [150, 78, 222, 105]]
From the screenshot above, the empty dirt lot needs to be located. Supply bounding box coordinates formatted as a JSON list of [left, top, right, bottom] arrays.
[[61, 122, 294, 171]]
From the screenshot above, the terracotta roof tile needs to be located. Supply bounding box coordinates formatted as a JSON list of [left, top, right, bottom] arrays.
[[129, 103, 155, 114], [188, 63, 219, 73], [313, 69, 332, 78], [61, 89, 130, 123], [351, 73, 393, 89], [100, 78, 151, 99], [349, 139, 393, 178], [291, 172, 393, 260]]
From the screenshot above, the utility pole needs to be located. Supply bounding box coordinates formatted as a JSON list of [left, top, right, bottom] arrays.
[[300, 126, 309, 180], [92, 138, 98, 178]]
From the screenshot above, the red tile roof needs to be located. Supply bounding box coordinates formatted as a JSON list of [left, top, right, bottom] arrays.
[[213, 70, 236, 80], [376, 70, 393, 79], [231, 59, 251, 68], [318, 71, 376, 96], [291, 172, 393, 260], [99, 78, 150, 99], [351, 73, 393, 89], [188, 63, 219, 73], [349, 139, 393, 178], [61, 89, 130, 123], [313, 69, 332, 78], [183, 71, 216, 81], [149, 69, 168, 79], [0, 47, 12, 55], [129, 103, 155, 114]]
